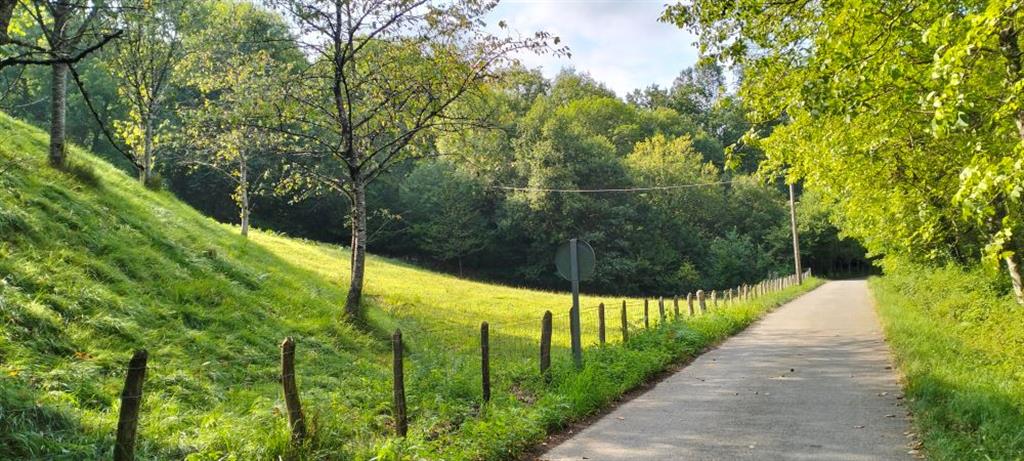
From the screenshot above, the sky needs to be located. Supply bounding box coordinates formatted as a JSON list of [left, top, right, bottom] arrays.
[[484, 0, 700, 97]]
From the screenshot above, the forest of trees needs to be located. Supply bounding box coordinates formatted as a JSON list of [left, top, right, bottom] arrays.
[[0, 0, 867, 305]]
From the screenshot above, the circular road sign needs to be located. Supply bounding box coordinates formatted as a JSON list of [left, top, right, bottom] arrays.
[[555, 239, 596, 281]]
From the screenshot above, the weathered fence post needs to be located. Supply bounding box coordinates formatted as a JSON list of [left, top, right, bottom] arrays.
[[481, 322, 491, 403], [114, 350, 147, 461], [658, 297, 666, 323], [392, 330, 407, 436], [687, 292, 694, 316], [280, 337, 306, 444], [673, 296, 680, 319], [540, 311, 552, 376], [621, 300, 629, 342], [697, 290, 707, 313], [644, 299, 650, 329], [712, 290, 718, 308], [598, 303, 606, 346]]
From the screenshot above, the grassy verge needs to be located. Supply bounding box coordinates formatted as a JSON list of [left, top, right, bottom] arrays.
[[0, 111, 821, 460], [870, 264, 1024, 460]]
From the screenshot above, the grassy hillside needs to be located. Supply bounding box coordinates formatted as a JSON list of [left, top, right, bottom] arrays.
[[0, 112, 821, 460], [871, 263, 1024, 460]]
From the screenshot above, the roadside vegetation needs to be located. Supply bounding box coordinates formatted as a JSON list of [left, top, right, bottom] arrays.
[[0, 112, 821, 459], [671, 3, 1024, 457], [871, 262, 1024, 460]]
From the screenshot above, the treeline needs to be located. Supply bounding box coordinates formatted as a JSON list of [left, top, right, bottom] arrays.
[[0, 0, 866, 296]]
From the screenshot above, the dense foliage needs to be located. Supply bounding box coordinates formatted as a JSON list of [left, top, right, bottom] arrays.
[[664, 0, 1024, 303]]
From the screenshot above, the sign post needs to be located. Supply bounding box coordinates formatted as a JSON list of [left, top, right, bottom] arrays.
[[569, 239, 582, 367], [555, 239, 595, 369]]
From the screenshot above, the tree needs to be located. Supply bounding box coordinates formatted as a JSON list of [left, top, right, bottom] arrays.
[[400, 161, 491, 275], [267, 0, 563, 319], [663, 0, 1024, 303], [179, 52, 287, 237], [107, 0, 184, 184], [2, 0, 122, 167], [175, 0, 303, 237]]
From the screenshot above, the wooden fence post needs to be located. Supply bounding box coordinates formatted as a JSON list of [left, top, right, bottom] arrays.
[[540, 311, 552, 376], [280, 337, 306, 444], [392, 330, 407, 437], [620, 301, 629, 342], [644, 299, 650, 329], [687, 292, 694, 316], [673, 296, 680, 319], [114, 350, 147, 461], [712, 290, 718, 308], [658, 297, 666, 323], [698, 290, 706, 313], [481, 322, 490, 403], [598, 303, 606, 346]]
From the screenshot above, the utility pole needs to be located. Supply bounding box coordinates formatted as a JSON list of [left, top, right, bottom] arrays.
[[789, 183, 803, 283]]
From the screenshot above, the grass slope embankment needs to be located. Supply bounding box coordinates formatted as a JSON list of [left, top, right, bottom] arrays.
[[871, 264, 1024, 460], [0, 112, 821, 460]]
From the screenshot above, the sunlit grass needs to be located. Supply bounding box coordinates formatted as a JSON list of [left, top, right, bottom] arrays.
[[871, 265, 1024, 460]]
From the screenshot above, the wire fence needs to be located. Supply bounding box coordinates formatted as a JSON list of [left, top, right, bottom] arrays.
[[101, 270, 811, 458]]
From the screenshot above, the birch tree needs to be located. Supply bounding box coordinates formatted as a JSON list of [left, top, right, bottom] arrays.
[[176, 0, 300, 237], [107, 0, 184, 184]]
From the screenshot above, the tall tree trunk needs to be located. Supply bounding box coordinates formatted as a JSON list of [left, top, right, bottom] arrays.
[[49, 62, 68, 167], [0, 0, 15, 45], [1001, 24, 1024, 305], [1006, 253, 1024, 305], [344, 181, 368, 319], [238, 160, 249, 238], [139, 116, 154, 183]]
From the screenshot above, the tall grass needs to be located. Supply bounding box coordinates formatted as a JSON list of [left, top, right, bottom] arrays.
[[0, 112, 821, 460], [871, 262, 1024, 460]]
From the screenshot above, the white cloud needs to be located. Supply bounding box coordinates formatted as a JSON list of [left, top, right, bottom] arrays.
[[485, 0, 700, 96]]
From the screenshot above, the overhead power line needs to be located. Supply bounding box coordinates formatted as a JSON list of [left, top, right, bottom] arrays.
[[492, 179, 737, 194]]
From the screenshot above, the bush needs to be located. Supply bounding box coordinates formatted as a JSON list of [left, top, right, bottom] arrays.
[[143, 172, 164, 191]]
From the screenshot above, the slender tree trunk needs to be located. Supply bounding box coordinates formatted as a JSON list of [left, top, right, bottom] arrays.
[[344, 181, 368, 319], [1006, 253, 1024, 305], [1001, 24, 1024, 305], [49, 62, 68, 167], [140, 116, 154, 183], [0, 0, 15, 45], [238, 160, 249, 238]]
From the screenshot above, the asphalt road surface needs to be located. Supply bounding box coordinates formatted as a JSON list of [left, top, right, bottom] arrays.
[[542, 280, 911, 461]]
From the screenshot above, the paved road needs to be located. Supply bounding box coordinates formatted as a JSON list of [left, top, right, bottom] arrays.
[[542, 280, 911, 461]]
